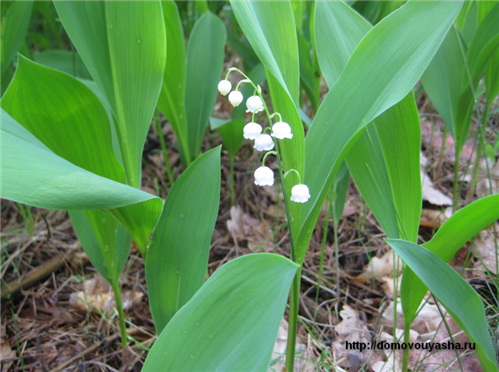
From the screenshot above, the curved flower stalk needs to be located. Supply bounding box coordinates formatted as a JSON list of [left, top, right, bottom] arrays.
[[218, 67, 309, 204]]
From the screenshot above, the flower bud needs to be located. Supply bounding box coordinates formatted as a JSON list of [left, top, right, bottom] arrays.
[[254, 166, 274, 186], [290, 184, 310, 203], [218, 80, 232, 96], [243, 122, 262, 140], [246, 95, 264, 113], [229, 91, 243, 107], [271, 121, 293, 139], [254, 134, 274, 151]]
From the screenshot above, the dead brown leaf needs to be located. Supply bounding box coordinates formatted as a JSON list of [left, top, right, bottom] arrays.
[[331, 305, 372, 371], [473, 224, 499, 275], [227, 206, 274, 251]]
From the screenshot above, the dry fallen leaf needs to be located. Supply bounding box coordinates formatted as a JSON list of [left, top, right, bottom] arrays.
[[381, 300, 449, 335], [473, 224, 499, 275], [420, 208, 452, 228], [463, 158, 499, 198], [421, 152, 453, 206], [227, 206, 274, 251], [354, 249, 403, 283], [70, 275, 143, 314], [331, 305, 372, 371], [408, 319, 481, 372]]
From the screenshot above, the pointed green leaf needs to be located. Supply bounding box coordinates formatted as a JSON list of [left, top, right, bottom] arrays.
[[400, 194, 499, 329], [69, 211, 132, 284], [316, 1, 421, 243], [185, 11, 226, 158], [33, 50, 92, 80], [387, 239, 498, 372], [296, 1, 463, 263], [157, 0, 191, 167], [146, 147, 221, 333], [1, 58, 162, 254], [143, 253, 299, 372], [0, 109, 159, 212], [54, 1, 166, 188], [421, 29, 464, 142], [230, 1, 299, 103], [1, 1, 33, 76]]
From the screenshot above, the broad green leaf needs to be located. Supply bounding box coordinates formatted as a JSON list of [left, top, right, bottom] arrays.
[[185, 11, 226, 159], [485, 49, 499, 111], [315, 0, 371, 88], [2, 56, 124, 184], [459, 0, 478, 46], [54, 1, 166, 188], [453, 2, 499, 153], [465, 2, 499, 83], [225, 33, 260, 72], [69, 210, 132, 284], [297, 30, 320, 112], [142, 253, 299, 372], [214, 118, 245, 157], [478, 1, 499, 24], [296, 1, 463, 263], [400, 194, 499, 329], [0, 109, 159, 212], [316, 2, 421, 243], [146, 147, 221, 333], [421, 29, 465, 143], [230, 1, 299, 104], [347, 94, 422, 242], [387, 239, 498, 372], [331, 162, 350, 225], [1, 1, 33, 77], [157, 0, 191, 167], [1, 58, 162, 254], [33, 50, 92, 80]]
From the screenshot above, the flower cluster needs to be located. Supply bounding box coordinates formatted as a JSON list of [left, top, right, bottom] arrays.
[[218, 69, 310, 203]]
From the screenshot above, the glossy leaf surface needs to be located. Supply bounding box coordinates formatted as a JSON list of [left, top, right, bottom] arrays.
[[185, 11, 226, 159], [296, 1, 463, 263], [387, 239, 498, 372], [143, 253, 298, 372], [146, 147, 221, 333], [54, 1, 166, 188]]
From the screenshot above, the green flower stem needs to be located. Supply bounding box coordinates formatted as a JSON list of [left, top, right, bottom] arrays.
[[286, 266, 301, 372], [262, 151, 278, 166], [111, 280, 128, 351], [283, 169, 302, 184], [230, 154, 235, 206], [269, 112, 283, 122]]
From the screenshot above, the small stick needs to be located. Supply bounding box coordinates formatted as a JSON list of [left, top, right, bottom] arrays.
[[1, 256, 65, 298], [51, 328, 141, 372]]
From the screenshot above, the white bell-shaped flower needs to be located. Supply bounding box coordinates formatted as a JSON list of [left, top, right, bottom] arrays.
[[246, 95, 264, 113], [254, 166, 274, 186], [254, 134, 274, 151], [290, 184, 310, 203], [243, 122, 262, 140], [229, 91, 243, 107], [218, 80, 232, 96], [271, 121, 293, 139]]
